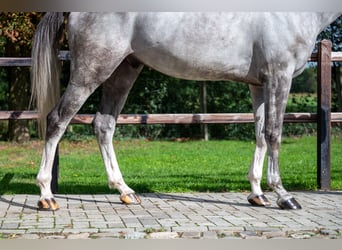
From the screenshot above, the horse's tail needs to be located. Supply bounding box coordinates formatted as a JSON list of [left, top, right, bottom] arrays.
[[30, 12, 66, 138]]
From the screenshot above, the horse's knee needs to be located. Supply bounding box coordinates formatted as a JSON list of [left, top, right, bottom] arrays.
[[265, 130, 282, 154], [93, 114, 115, 132], [265, 129, 280, 143], [93, 114, 116, 141]]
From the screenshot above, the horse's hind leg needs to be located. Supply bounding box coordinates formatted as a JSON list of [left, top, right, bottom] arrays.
[[35, 49, 123, 210], [247, 85, 270, 206], [36, 81, 100, 210], [263, 66, 302, 210], [93, 58, 143, 205]]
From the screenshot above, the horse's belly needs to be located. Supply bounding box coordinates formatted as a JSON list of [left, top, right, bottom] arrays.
[[134, 50, 252, 82], [132, 13, 255, 82]]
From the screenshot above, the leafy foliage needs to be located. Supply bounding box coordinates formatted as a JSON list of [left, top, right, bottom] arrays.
[[291, 67, 317, 93], [0, 12, 43, 55], [0, 13, 43, 141], [318, 15, 342, 53]]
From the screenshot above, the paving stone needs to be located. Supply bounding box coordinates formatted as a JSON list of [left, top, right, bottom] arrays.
[[148, 232, 179, 239], [107, 222, 126, 228], [0, 229, 26, 234], [73, 222, 90, 229], [18, 234, 40, 239], [36, 223, 54, 229], [181, 231, 202, 239], [67, 232, 90, 239], [157, 219, 179, 227], [89, 222, 108, 228], [269, 237, 292, 240], [90, 232, 121, 239], [220, 235, 243, 239], [26, 228, 63, 234], [139, 218, 160, 227], [172, 226, 208, 232], [320, 229, 338, 236], [43, 235, 67, 239], [1, 192, 342, 239], [63, 228, 99, 234], [202, 231, 218, 239], [262, 231, 287, 238], [124, 232, 146, 239], [18, 225, 36, 229], [239, 231, 260, 239], [289, 232, 315, 239]]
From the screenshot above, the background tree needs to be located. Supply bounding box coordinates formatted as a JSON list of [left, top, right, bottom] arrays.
[[0, 12, 43, 142]]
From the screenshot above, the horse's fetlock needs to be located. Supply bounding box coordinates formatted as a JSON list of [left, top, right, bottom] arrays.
[[108, 178, 122, 190], [108, 181, 116, 189], [37, 172, 51, 182]]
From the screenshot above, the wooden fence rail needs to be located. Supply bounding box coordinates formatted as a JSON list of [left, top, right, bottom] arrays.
[[0, 40, 341, 193], [1, 111, 342, 124], [1, 50, 342, 66]]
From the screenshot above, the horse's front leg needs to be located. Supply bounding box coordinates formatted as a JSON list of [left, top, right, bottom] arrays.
[[93, 113, 141, 205], [93, 59, 143, 205], [264, 67, 302, 210], [247, 85, 270, 206]]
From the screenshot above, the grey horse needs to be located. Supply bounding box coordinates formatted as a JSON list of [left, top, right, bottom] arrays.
[[31, 12, 341, 211]]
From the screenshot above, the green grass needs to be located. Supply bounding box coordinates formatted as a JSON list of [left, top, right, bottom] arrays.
[[0, 135, 341, 195]]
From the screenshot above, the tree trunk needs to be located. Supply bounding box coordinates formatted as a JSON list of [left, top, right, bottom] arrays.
[[7, 66, 31, 143], [6, 42, 31, 143]]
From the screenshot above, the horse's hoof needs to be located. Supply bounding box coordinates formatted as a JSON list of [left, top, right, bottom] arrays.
[[277, 197, 302, 210], [248, 194, 271, 206], [120, 193, 141, 205], [38, 198, 60, 211]]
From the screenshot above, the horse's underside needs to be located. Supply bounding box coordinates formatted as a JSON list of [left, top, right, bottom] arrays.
[[31, 12, 341, 211]]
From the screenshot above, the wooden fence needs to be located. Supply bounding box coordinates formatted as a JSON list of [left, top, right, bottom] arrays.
[[0, 40, 342, 193]]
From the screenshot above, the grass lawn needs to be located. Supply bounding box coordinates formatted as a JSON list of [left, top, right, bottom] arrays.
[[0, 135, 341, 195]]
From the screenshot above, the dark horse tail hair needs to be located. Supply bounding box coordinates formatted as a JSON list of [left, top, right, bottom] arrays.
[[30, 12, 66, 138]]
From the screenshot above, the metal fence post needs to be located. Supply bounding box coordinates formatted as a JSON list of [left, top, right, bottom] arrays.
[[51, 144, 59, 194], [317, 39, 332, 190], [200, 81, 209, 141]]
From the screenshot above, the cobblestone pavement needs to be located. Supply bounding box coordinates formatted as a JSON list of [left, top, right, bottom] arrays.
[[0, 191, 342, 239]]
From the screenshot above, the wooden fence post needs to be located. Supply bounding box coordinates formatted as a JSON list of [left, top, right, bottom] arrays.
[[317, 39, 332, 190]]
